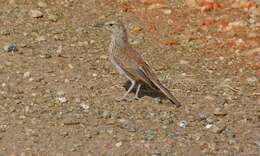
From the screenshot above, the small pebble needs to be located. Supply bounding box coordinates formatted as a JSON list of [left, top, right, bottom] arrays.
[[38, 1, 47, 8], [152, 150, 162, 156], [0, 29, 11, 36], [90, 40, 95, 44], [102, 111, 111, 119], [179, 120, 188, 128], [181, 73, 187, 76], [36, 35, 46, 42], [219, 56, 224, 60], [58, 97, 67, 103], [246, 76, 258, 86], [204, 95, 215, 101], [211, 123, 226, 133], [206, 118, 214, 124], [1, 83, 6, 87], [48, 14, 58, 22], [180, 60, 189, 65], [214, 108, 227, 116], [28, 78, 34, 82], [198, 112, 208, 120], [68, 64, 74, 69], [224, 128, 236, 138], [23, 71, 31, 78], [25, 128, 36, 136], [77, 42, 86, 47], [3, 43, 17, 52], [205, 124, 213, 129], [100, 55, 108, 60], [56, 45, 62, 55], [20, 43, 27, 48], [162, 9, 172, 15], [249, 18, 255, 24], [30, 9, 43, 18], [115, 141, 122, 147], [9, 0, 16, 5], [40, 53, 52, 59], [228, 138, 236, 144], [80, 103, 89, 110]]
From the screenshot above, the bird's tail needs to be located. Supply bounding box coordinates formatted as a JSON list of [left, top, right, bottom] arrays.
[[152, 80, 181, 107], [138, 65, 181, 106]]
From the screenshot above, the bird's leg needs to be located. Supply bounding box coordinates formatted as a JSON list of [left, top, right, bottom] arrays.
[[134, 84, 141, 100], [116, 80, 136, 102]]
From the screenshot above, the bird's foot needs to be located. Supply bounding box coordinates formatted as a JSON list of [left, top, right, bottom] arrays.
[[133, 96, 140, 100]]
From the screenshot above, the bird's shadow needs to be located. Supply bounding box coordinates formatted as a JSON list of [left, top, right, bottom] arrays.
[[123, 80, 167, 100]]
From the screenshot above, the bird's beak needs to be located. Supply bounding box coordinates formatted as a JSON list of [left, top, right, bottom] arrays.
[[93, 22, 104, 28]]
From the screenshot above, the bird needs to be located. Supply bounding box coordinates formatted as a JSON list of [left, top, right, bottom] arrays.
[[98, 20, 181, 107]]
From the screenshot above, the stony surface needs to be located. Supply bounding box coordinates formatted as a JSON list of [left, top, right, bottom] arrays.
[[0, 0, 259, 155]]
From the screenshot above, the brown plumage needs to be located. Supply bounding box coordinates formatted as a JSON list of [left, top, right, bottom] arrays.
[[102, 21, 180, 107]]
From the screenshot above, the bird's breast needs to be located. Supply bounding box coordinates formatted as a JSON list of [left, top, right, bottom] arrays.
[[108, 41, 125, 75]]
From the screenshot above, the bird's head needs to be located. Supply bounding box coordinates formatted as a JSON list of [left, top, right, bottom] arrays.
[[94, 20, 128, 43], [102, 21, 126, 34]]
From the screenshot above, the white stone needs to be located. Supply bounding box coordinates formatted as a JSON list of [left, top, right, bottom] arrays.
[[115, 141, 122, 147], [206, 124, 213, 129], [58, 97, 67, 103], [23, 71, 31, 78], [30, 9, 43, 18]]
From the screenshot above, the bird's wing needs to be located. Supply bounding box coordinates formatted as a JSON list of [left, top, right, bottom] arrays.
[[113, 54, 156, 89], [117, 47, 157, 88], [123, 47, 181, 106], [123, 47, 161, 84]]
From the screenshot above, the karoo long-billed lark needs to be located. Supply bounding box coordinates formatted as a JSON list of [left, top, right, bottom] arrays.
[[99, 21, 181, 107]]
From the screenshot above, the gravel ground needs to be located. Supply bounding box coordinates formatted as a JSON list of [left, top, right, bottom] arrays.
[[0, 0, 259, 155]]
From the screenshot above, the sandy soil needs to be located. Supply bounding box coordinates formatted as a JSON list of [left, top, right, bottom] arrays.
[[0, 0, 259, 155]]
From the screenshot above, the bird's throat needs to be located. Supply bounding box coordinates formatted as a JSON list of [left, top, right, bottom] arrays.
[[111, 31, 128, 48]]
